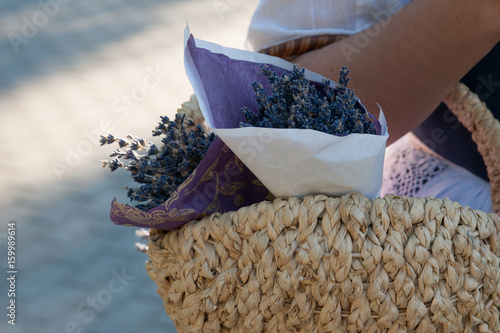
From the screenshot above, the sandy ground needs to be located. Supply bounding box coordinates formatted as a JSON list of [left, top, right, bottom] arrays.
[[0, 0, 258, 332]]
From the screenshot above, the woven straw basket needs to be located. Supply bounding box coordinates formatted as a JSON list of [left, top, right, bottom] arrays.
[[145, 83, 500, 333], [145, 37, 500, 332]]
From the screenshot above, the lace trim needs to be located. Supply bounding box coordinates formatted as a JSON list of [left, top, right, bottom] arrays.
[[382, 134, 450, 197]]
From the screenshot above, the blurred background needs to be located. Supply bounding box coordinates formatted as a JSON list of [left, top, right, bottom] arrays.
[[0, 0, 258, 332]]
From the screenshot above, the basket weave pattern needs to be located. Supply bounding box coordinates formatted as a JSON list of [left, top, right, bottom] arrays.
[[444, 83, 500, 214], [147, 193, 500, 332]]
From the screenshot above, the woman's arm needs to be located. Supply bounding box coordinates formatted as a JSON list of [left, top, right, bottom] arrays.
[[293, 0, 500, 144]]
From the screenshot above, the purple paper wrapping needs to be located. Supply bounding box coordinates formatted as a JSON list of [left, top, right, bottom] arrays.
[[110, 137, 272, 229]]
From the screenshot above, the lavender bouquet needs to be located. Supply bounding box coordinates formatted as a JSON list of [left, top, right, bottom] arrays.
[[185, 28, 388, 200], [101, 29, 388, 230]]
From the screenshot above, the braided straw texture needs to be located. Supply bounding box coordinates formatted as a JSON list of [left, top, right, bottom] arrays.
[[177, 94, 207, 129], [147, 193, 500, 332], [444, 83, 500, 215], [258, 34, 348, 61]]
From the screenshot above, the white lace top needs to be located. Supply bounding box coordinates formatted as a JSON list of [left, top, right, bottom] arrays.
[[245, 0, 411, 51], [381, 134, 492, 212]]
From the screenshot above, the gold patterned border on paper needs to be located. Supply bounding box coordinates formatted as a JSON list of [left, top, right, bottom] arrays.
[[109, 138, 271, 229]]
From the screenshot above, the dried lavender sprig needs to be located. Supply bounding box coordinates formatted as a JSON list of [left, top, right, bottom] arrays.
[[240, 65, 376, 135], [101, 113, 215, 211]]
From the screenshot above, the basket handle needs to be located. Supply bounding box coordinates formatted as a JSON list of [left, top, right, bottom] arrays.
[[443, 83, 500, 214]]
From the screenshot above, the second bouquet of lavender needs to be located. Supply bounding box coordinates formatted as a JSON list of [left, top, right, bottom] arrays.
[[101, 97, 271, 230], [100, 114, 215, 211]]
